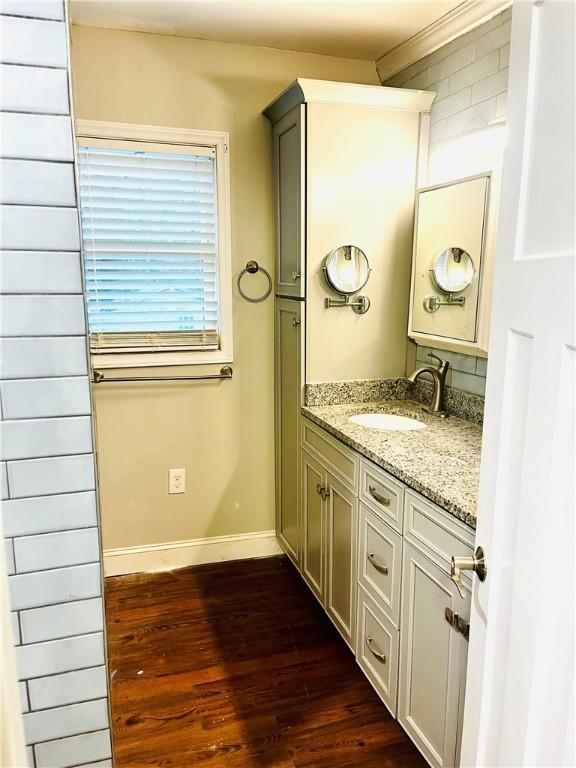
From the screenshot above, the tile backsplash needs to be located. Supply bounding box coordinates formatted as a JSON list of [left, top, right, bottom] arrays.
[[305, 376, 484, 426], [0, 4, 112, 767], [415, 344, 487, 398]]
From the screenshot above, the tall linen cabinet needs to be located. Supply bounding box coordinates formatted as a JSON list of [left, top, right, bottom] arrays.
[[264, 79, 434, 579]]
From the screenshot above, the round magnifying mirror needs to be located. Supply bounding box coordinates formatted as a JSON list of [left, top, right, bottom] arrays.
[[431, 247, 474, 294], [323, 245, 370, 295]]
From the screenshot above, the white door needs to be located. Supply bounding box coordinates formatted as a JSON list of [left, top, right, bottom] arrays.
[[461, 2, 575, 766]]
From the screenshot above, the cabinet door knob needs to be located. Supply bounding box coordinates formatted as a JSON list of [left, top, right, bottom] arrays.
[[365, 636, 386, 662], [292, 317, 301, 327], [367, 552, 388, 574], [292, 271, 301, 281], [450, 545, 487, 598], [368, 485, 391, 507]]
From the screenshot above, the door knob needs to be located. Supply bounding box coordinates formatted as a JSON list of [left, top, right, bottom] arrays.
[[292, 317, 301, 327], [450, 546, 487, 598], [292, 271, 301, 281]]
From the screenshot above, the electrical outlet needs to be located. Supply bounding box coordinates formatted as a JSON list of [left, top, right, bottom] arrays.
[[169, 468, 186, 494]]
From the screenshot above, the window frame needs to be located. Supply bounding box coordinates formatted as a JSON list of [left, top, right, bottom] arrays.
[[75, 120, 233, 369]]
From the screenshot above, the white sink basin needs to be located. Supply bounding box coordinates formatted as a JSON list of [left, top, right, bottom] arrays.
[[349, 413, 426, 431]]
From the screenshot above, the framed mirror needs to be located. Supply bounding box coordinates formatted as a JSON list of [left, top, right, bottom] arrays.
[[323, 245, 370, 295], [430, 247, 474, 294]]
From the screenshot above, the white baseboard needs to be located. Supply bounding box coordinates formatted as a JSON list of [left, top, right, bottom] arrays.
[[103, 530, 282, 577]]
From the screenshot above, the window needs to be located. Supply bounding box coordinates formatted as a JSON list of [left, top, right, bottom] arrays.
[[76, 122, 232, 366]]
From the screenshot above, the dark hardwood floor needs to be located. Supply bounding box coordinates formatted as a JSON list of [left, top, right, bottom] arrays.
[[105, 555, 426, 767]]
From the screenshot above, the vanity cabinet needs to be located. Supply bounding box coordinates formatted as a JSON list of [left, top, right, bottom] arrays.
[[325, 475, 358, 647], [300, 420, 359, 649], [296, 417, 476, 767], [301, 450, 358, 648], [399, 543, 470, 768], [275, 298, 303, 566], [301, 449, 325, 600], [399, 489, 474, 768]]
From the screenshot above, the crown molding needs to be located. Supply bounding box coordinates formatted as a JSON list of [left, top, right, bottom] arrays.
[[263, 78, 436, 123], [376, 0, 512, 84]]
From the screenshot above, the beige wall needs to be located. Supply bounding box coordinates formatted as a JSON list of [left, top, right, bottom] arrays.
[[70, 25, 378, 550]]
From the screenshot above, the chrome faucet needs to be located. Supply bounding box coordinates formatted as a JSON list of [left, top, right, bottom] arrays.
[[408, 353, 449, 417]]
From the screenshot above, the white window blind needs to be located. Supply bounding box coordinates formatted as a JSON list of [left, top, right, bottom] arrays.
[[77, 139, 220, 353]]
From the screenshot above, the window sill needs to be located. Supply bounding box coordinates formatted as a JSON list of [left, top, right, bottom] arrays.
[[90, 349, 234, 370]]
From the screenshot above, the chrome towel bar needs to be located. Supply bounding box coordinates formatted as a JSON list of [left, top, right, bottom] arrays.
[[92, 365, 233, 384]]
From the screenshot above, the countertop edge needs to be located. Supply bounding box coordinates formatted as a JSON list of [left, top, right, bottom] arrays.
[[301, 406, 477, 530]]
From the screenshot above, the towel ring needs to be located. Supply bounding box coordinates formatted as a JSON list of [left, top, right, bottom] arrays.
[[237, 260, 272, 303]]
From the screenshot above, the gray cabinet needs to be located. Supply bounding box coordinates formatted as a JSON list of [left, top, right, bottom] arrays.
[[301, 440, 358, 650], [398, 542, 470, 768], [325, 473, 357, 647], [298, 419, 475, 767], [272, 106, 304, 298], [301, 448, 325, 600], [275, 298, 303, 565]]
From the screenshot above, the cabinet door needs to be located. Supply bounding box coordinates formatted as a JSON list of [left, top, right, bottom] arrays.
[[325, 472, 358, 649], [399, 542, 467, 768], [301, 449, 325, 601], [275, 298, 302, 565], [272, 106, 305, 298]]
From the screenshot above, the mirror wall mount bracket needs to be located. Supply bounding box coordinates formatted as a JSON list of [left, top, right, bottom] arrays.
[[423, 294, 466, 313], [325, 294, 371, 314]]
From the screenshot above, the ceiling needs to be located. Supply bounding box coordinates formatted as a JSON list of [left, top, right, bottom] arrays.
[[69, 0, 464, 61]]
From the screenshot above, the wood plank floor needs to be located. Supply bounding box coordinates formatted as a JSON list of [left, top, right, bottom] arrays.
[[105, 555, 426, 767]]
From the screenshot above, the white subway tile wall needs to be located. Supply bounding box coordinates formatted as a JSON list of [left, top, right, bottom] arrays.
[[0, 113, 74, 161], [35, 730, 112, 768], [0, 5, 111, 767], [386, 9, 511, 397], [0, 337, 89, 378], [0, 251, 82, 294]]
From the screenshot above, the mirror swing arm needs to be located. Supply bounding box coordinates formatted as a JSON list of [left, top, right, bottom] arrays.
[[325, 294, 371, 314], [423, 292, 466, 313]]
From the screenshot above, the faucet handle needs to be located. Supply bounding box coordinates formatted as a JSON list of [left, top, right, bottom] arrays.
[[428, 352, 445, 367]]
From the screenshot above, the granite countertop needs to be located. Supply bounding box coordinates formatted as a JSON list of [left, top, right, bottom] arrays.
[[301, 400, 481, 528]]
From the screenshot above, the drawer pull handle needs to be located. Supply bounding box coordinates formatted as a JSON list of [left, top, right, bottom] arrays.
[[367, 552, 388, 574], [368, 486, 391, 507], [444, 607, 470, 640], [366, 636, 386, 662]]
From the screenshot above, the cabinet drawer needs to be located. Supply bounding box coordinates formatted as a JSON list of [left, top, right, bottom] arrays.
[[356, 586, 399, 717], [358, 502, 402, 628], [360, 459, 404, 532], [301, 418, 358, 491], [404, 489, 475, 583]]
